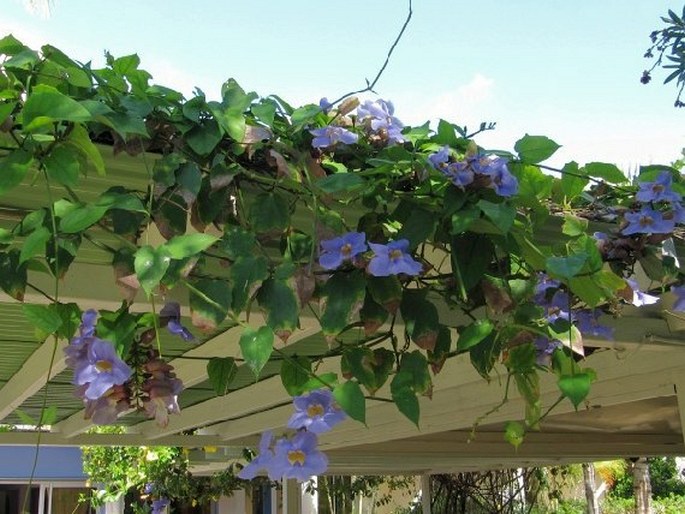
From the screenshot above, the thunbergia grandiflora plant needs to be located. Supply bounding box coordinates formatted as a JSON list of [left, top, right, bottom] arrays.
[[1, 35, 685, 480]]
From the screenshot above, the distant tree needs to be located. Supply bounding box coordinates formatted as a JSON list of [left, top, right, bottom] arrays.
[[641, 6, 685, 106]]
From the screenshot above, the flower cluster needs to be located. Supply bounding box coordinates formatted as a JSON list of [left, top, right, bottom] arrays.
[[318, 231, 422, 277], [532, 275, 615, 366], [309, 125, 358, 150], [428, 147, 519, 197], [65, 305, 192, 426], [238, 388, 346, 482], [357, 99, 405, 145], [622, 171, 683, 235]]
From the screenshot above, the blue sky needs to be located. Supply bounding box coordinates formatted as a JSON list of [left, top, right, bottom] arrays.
[[2, 0, 684, 169]]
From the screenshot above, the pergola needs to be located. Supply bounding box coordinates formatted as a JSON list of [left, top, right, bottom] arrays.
[[0, 145, 684, 489]]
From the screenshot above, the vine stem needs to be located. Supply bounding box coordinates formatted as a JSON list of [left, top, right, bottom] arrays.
[[327, 0, 413, 107], [22, 166, 61, 514]]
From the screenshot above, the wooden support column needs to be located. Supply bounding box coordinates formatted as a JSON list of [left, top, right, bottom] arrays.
[[421, 474, 432, 514], [282, 479, 302, 514], [675, 379, 685, 447]]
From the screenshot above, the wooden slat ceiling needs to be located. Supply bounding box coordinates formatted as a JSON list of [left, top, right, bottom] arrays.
[[0, 146, 684, 475]]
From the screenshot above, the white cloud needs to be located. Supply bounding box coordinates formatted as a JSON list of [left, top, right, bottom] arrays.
[[394, 73, 496, 128]]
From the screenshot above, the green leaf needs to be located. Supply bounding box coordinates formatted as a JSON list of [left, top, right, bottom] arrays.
[[396, 203, 437, 249], [59, 204, 108, 233], [560, 161, 588, 200], [450, 206, 480, 234], [163, 233, 218, 260], [400, 351, 432, 397], [477, 200, 516, 234], [22, 303, 63, 339], [504, 421, 525, 449], [220, 226, 257, 260], [0, 228, 12, 246], [19, 226, 50, 265], [451, 233, 494, 293], [514, 134, 561, 164], [0, 250, 27, 300], [230, 255, 269, 312], [39, 405, 58, 425], [0, 149, 32, 196], [333, 381, 366, 424], [434, 119, 459, 147], [22, 84, 92, 131], [320, 271, 366, 340], [45, 145, 80, 187], [583, 162, 627, 184], [65, 124, 105, 175], [546, 253, 588, 280], [400, 291, 440, 351], [280, 356, 312, 396], [188, 278, 232, 331], [291, 104, 321, 125], [457, 320, 494, 352], [316, 173, 365, 194], [53, 302, 82, 341], [390, 371, 420, 427], [14, 409, 36, 426], [562, 214, 588, 237], [470, 333, 502, 380], [186, 119, 222, 156], [134, 245, 171, 295], [256, 278, 299, 342], [506, 343, 537, 373], [558, 373, 591, 409], [239, 326, 274, 378], [514, 164, 554, 204], [367, 276, 402, 313], [207, 357, 238, 396], [250, 192, 290, 234]]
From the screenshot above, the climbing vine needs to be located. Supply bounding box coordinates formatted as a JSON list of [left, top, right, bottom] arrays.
[[1, 32, 685, 482]]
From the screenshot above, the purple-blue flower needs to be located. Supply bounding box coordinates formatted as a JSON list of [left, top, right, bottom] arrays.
[[636, 171, 681, 203], [482, 158, 519, 197], [428, 147, 450, 171], [160, 302, 194, 342], [319, 97, 333, 113], [367, 239, 422, 277], [534, 337, 562, 367], [151, 498, 169, 514], [269, 431, 328, 482], [357, 99, 405, 144], [671, 285, 685, 312], [627, 278, 660, 307], [319, 232, 368, 270], [622, 207, 675, 235], [574, 309, 614, 340], [238, 430, 277, 480], [671, 202, 685, 224], [288, 388, 347, 434], [446, 161, 475, 188], [74, 339, 133, 400], [310, 125, 358, 149], [65, 309, 98, 369]]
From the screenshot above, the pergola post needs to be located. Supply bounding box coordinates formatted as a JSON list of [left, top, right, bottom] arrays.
[[676, 378, 685, 448], [282, 479, 302, 514], [421, 474, 432, 514]]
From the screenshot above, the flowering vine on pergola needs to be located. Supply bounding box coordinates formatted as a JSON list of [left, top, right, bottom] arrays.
[[1, 34, 684, 483]]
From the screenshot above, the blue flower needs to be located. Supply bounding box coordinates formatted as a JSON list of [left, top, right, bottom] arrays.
[[160, 302, 194, 342], [74, 339, 133, 400], [636, 171, 681, 203], [446, 161, 475, 189], [319, 232, 368, 270], [287, 388, 347, 434], [534, 337, 562, 367], [319, 97, 333, 113], [428, 146, 450, 171], [671, 285, 685, 312], [477, 157, 518, 197], [367, 239, 422, 277], [310, 125, 358, 149], [238, 430, 276, 480], [65, 309, 98, 369], [622, 207, 675, 235], [574, 309, 614, 340], [357, 99, 405, 144], [627, 278, 660, 307], [151, 498, 169, 514], [269, 431, 328, 482]]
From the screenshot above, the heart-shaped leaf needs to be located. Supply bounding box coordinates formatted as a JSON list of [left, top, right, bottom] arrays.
[[558, 372, 591, 409], [240, 326, 274, 378]]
